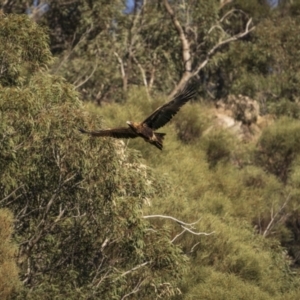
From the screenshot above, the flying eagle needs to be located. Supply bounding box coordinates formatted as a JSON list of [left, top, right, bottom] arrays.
[[79, 84, 196, 150]]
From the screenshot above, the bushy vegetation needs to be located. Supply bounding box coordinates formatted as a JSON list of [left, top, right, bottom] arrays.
[[1, 1, 300, 299], [93, 88, 300, 299], [0, 209, 19, 299], [0, 14, 187, 299]]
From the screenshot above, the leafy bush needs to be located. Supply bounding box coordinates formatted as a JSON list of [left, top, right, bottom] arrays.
[[0, 14, 187, 299], [255, 117, 300, 183], [0, 209, 20, 299]]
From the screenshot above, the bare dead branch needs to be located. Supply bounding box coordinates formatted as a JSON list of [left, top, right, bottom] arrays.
[[119, 261, 150, 278], [0, 184, 24, 203], [132, 55, 151, 101], [114, 52, 127, 92], [132, 56, 147, 88], [16, 202, 29, 219], [171, 228, 187, 243], [95, 269, 110, 288], [22, 257, 32, 284], [54, 204, 66, 223], [149, 66, 155, 90], [74, 62, 98, 89], [182, 225, 215, 236], [163, 0, 192, 73], [208, 24, 227, 35], [190, 242, 200, 253], [163, 1, 255, 97], [44, 190, 60, 218], [143, 214, 197, 225], [193, 18, 255, 76], [143, 214, 214, 237], [121, 278, 145, 300], [101, 238, 109, 252], [114, 52, 126, 78], [263, 193, 291, 237]]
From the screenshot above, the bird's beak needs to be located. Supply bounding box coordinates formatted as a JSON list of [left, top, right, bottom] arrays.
[[126, 121, 131, 126]]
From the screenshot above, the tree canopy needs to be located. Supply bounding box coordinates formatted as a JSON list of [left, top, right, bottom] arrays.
[[2, 1, 300, 299], [0, 13, 188, 299]]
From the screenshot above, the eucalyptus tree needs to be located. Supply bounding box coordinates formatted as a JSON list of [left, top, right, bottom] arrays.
[[0, 13, 194, 299]]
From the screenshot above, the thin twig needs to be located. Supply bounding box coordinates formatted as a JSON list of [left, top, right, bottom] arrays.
[[171, 228, 187, 243], [0, 185, 24, 203], [116, 261, 150, 280], [143, 214, 214, 237], [74, 62, 98, 89], [132, 55, 151, 101], [263, 193, 291, 237], [121, 278, 145, 300], [143, 214, 199, 226], [114, 52, 127, 92]]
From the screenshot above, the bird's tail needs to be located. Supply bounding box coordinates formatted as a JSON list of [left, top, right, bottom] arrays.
[[153, 132, 166, 150]]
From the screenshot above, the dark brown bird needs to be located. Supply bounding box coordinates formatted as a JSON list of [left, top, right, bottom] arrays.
[[79, 84, 196, 150]]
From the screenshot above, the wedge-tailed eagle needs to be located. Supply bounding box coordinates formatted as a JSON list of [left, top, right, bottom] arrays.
[[79, 84, 196, 150]]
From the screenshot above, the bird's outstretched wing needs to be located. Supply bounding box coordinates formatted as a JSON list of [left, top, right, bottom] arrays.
[[142, 84, 196, 130], [78, 127, 138, 139]]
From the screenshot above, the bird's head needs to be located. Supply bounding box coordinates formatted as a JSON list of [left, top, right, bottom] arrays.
[[126, 121, 138, 132], [126, 121, 136, 129]]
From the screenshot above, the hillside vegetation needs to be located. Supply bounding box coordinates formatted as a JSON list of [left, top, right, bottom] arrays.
[[1, 1, 300, 299]]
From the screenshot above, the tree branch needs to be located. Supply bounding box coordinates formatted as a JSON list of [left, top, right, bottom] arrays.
[[163, 1, 255, 97], [263, 193, 291, 237], [119, 261, 150, 278], [171, 228, 187, 243], [74, 62, 98, 89], [114, 52, 127, 92], [0, 184, 24, 204], [193, 18, 255, 76], [132, 55, 151, 101], [163, 0, 192, 71], [121, 278, 145, 300], [144, 214, 198, 225], [143, 214, 214, 238]]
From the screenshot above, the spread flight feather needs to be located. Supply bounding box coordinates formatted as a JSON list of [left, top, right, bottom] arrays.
[[79, 84, 196, 150]]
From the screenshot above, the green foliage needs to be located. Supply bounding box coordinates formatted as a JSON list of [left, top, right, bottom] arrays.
[[93, 89, 300, 299], [3, 0, 223, 101], [255, 117, 300, 182], [5, 0, 300, 114], [0, 209, 20, 299], [174, 103, 211, 143], [0, 14, 52, 86], [0, 15, 187, 299], [176, 1, 295, 117], [51, 0, 183, 101], [3, 2, 300, 300], [201, 130, 233, 168], [269, 98, 300, 119]]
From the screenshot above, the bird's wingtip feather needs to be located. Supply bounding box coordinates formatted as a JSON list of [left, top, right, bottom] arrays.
[[78, 128, 87, 134]]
